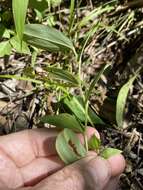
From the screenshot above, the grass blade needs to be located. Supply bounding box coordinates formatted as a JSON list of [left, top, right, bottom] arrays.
[[85, 64, 109, 103]]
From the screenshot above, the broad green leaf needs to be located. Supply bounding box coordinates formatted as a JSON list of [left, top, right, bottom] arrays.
[[116, 76, 136, 128], [41, 113, 84, 133], [88, 134, 101, 151], [85, 64, 109, 103], [45, 67, 79, 86], [0, 41, 12, 57], [10, 36, 30, 54], [56, 128, 87, 164], [24, 24, 74, 52], [101, 148, 122, 159], [64, 96, 104, 125], [12, 0, 29, 41]]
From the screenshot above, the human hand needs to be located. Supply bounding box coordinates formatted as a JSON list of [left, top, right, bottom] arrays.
[[0, 128, 125, 190]]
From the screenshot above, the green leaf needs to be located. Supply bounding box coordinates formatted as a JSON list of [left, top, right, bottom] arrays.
[[88, 134, 101, 151], [101, 148, 122, 159], [12, 0, 29, 41], [64, 96, 104, 125], [0, 25, 10, 38], [116, 76, 136, 128], [88, 106, 105, 125], [41, 113, 84, 133], [85, 64, 109, 103], [0, 74, 42, 84], [56, 128, 87, 164], [24, 24, 74, 52], [10, 36, 30, 54], [0, 41, 12, 57], [45, 67, 79, 86]]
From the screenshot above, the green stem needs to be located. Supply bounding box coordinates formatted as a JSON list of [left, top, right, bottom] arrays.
[[84, 133, 88, 152], [74, 44, 89, 152], [84, 100, 89, 152]]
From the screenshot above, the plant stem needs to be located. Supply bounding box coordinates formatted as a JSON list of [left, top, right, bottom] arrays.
[[84, 100, 89, 152], [84, 133, 89, 152], [73, 42, 89, 152]]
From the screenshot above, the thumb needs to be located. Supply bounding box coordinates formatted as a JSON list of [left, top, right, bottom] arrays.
[[33, 153, 111, 190]]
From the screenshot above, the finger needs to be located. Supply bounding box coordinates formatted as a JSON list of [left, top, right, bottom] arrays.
[[19, 128, 100, 187], [85, 127, 100, 139], [0, 148, 23, 188], [103, 176, 120, 190], [20, 156, 64, 187], [0, 128, 58, 167], [33, 153, 111, 190], [107, 154, 126, 177], [78, 127, 100, 144], [0, 127, 99, 168]]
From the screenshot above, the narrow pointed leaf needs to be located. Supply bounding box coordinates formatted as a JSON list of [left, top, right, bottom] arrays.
[[41, 113, 84, 133], [24, 24, 74, 52], [101, 148, 122, 159], [56, 128, 87, 164], [64, 96, 104, 125], [0, 74, 42, 84], [45, 67, 79, 86], [86, 64, 109, 103], [116, 76, 136, 128], [12, 0, 29, 41]]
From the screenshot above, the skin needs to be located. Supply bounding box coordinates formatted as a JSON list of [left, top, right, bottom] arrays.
[[0, 127, 125, 190]]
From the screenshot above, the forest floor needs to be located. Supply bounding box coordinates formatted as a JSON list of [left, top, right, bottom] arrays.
[[0, 0, 143, 189]]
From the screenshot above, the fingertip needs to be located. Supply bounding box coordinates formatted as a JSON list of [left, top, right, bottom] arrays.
[[78, 127, 100, 144], [86, 127, 100, 140], [108, 154, 126, 177]]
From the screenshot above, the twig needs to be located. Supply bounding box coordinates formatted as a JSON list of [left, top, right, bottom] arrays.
[[95, 26, 143, 57]]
